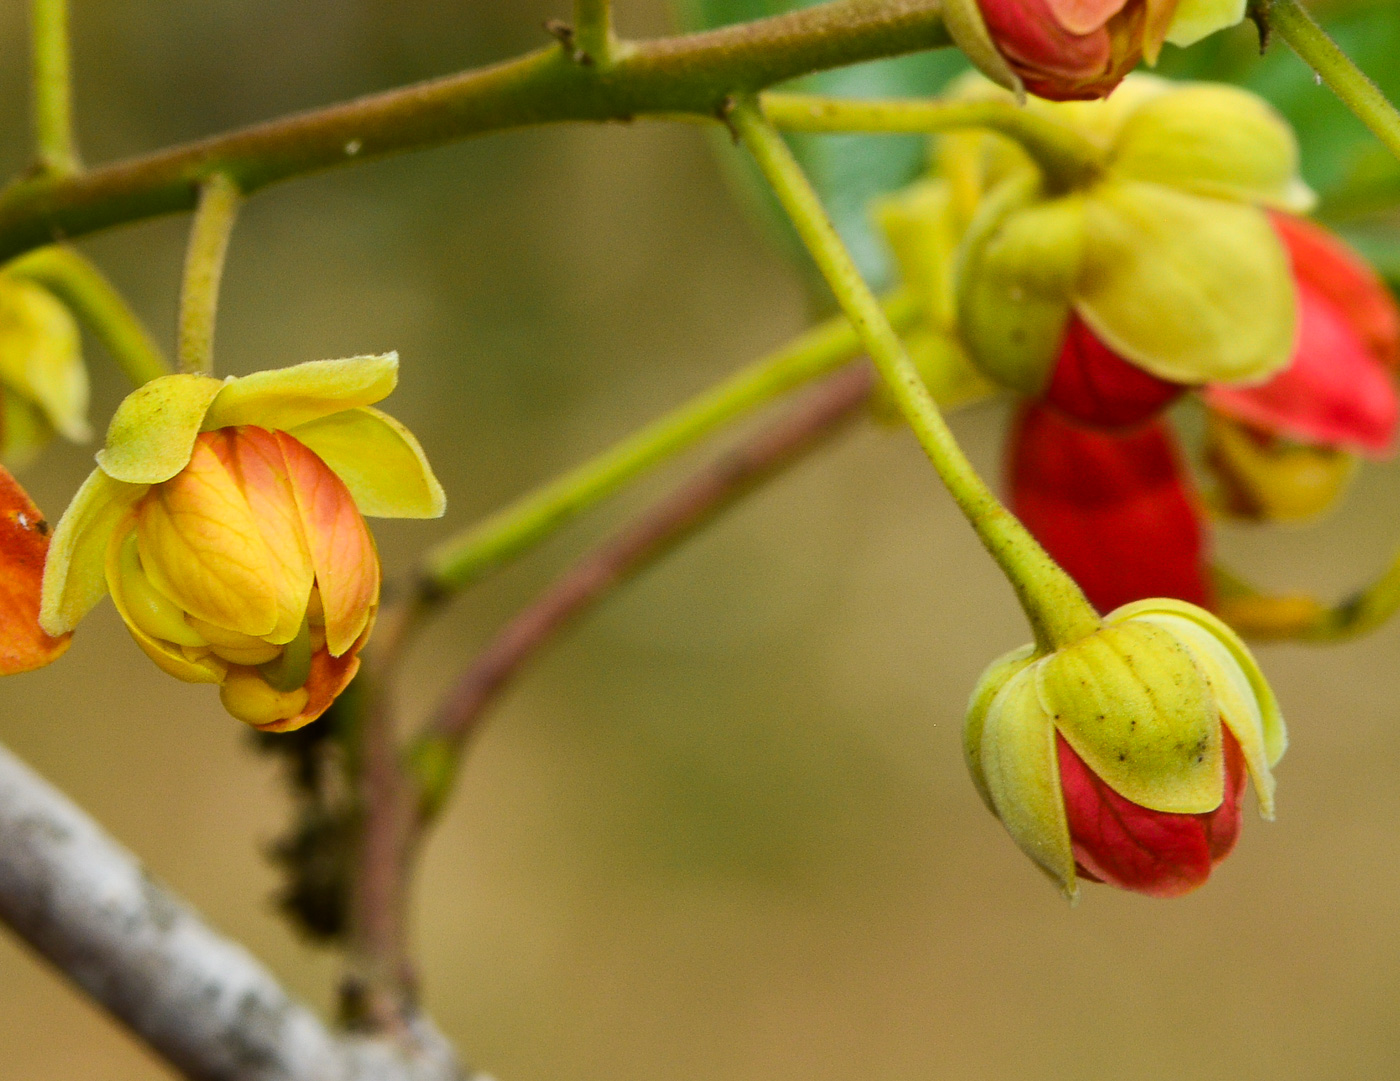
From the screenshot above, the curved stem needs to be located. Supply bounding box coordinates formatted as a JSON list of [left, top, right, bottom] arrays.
[[29, 0, 80, 177], [422, 291, 919, 594], [4, 246, 168, 385], [1264, 0, 1400, 165], [0, 0, 952, 263], [1215, 558, 1400, 643], [176, 173, 241, 376], [728, 96, 1097, 653], [763, 93, 1104, 190]]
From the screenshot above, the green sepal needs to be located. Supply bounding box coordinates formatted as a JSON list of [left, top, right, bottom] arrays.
[[39, 468, 145, 635], [203, 353, 399, 432], [289, 405, 446, 519], [96, 373, 224, 484], [1037, 620, 1225, 815], [964, 643, 1037, 814], [1077, 180, 1296, 386], [1111, 84, 1314, 211]]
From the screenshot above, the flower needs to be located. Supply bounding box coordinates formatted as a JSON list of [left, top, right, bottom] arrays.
[[0, 272, 89, 466], [943, 0, 1248, 101], [964, 598, 1285, 898], [39, 354, 445, 731], [953, 76, 1312, 402]]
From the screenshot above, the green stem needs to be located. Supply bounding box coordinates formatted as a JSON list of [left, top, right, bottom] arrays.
[[0, 0, 952, 263], [29, 0, 80, 177], [424, 292, 919, 593], [1215, 558, 1400, 643], [763, 93, 1103, 190], [1265, 0, 1400, 165], [4, 246, 168, 385], [728, 96, 1097, 653], [574, 0, 617, 67], [176, 174, 241, 376]]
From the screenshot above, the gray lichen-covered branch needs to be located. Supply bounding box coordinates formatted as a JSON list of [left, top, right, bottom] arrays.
[[0, 739, 475, 1081]]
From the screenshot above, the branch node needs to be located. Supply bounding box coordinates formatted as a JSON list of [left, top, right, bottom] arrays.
[[542, 18, 592, 65]]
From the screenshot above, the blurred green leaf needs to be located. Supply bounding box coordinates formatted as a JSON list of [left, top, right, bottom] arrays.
[[676, 0, 968, 290]]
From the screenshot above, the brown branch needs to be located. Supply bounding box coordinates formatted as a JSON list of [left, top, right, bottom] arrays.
[[0, 738, 474, 1081], [404, 362, 875, 843], [0, 0, 949, 261]]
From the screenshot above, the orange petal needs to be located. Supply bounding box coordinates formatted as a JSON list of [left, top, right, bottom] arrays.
[[136, 435, 278, 637], [251, 616, 371, 733], [1045, 0, 1130, 35], [208, 427, 316, 643], [278, 431, 379, 657], [0, 465, 69, 673]]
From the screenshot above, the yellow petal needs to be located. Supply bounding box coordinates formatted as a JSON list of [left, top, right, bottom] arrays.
[[0, 276, 89, 442], [40, 467, 145, 635], [203, 353, 398, 431], [1111, 84, 1312, 211], [96, 373, 225, 484], [289, 406, 445, 519], [1077, 181, 1296, 385], [219, 667, 309, 726], [280, 431, 379, 657], [979, 663, 1078, 899], [136, 437, 279, 637], [1039, 621, 1224, 814], [105, 516, 226, 684]]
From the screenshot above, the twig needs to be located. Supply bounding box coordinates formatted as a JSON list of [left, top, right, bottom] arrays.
[[0, 0, 951, 262], [404, 362, 875, 836], [177, 173, 241, 375], [29, 0, 80, 176], [0, 739, 474, 1081]]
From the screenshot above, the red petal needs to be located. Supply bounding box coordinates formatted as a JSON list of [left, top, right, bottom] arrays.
[[980, 0, 1114, 82], [1009, 403, 1210, 613], [1045, 316, 1186, 429], [1273, 212, 1400, 371], [1057, 728, 1247, 898], [1206, 277, 1400, 456], [0, 466, 69, 673]]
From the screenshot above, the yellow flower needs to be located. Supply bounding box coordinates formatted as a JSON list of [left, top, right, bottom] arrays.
[[39, 354, 444, 731], [0, 273, 89, 466]]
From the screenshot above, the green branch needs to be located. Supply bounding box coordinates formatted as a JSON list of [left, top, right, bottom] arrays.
[[4, 246, 168, 385], [177, 174, 241, 376], [729, 96, 1097, 653], [1265, 0, 1400, 165], [423, 292, 919, 594], [0, 0, 950, 263], [29, 0, 80, 177]]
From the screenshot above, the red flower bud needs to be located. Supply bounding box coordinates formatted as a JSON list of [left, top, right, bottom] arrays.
[[1058, 724, 1247, 897], [1044, 315, 1186, 429], [1207, 214, 1400, 456], [976, 0, 1146, 100], [1009, 403, 1209, 613]]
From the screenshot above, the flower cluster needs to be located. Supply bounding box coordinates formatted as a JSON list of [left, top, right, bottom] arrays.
[[879, 74, 1399, 897]]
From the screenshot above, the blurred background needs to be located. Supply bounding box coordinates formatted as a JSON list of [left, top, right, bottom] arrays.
[[2, 1, 1400, 1078]]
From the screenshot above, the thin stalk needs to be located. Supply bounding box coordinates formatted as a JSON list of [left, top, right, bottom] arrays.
[[30, 0, 80, 176], [1265, 0, 1400, 165], [574, 0, 616, 66], [763, 92, 1104, 190], [176, 174, 241, 376], [5, 246, 168, 385], [1215, 557, 1400, 643], [728, 96, 1097, 653], [422, 291, 919, 594]]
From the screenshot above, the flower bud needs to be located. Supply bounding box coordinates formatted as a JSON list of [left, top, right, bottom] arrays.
[[0, 274, 90, 466], [40, 354, 445, 731], [943, 0, 1247, 101], [1205, 413, 1358, 523], [965, 598, 1284, 899]]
